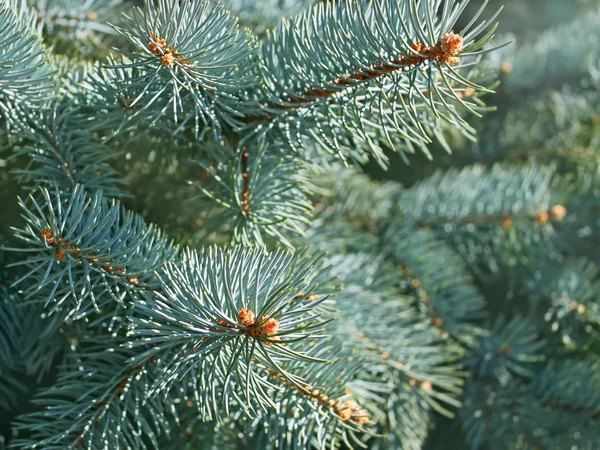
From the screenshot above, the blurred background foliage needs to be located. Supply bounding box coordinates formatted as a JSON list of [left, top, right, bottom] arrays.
[[1, 0, 598, 239]]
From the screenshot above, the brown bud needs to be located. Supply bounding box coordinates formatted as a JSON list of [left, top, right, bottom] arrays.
[[161, 52, 176, 66], [440, 33, 464, 55], [149, 34, 168, 55], [260, 317, 280, 336], [41, 228, 54, 244], [537, 211, 549, 224], [317, 393, 328, 402], [412, 42, 424, 53], [550, 204, 567, 221], [216, 318, 229, 327], [570, 300, 579, 311], [338, 409, 352, 421], [353, 415, 370, 425], [237, 308, 255, 326], [501, 61, 513, 74], [339, 400, 358, 411], [445, 55, 461, 65]]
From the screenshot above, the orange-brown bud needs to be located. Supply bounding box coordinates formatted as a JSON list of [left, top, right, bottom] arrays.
[[260, 317, 280, 335], [570, 300, 579, 311], [441, 33, 464, 55], [161, 52, 176, 66], [537, 211, 549, 224], [238, 308, 255, 326], [550, 204, 567, 221], [338, 409, 352, 421], [149, 34, 168, 55], [41, 228, 54, 244], [353, 415, 370, 425], [501, 61, 513, 74]]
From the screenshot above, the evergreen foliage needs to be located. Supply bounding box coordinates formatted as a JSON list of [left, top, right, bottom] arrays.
[[0, 0, 599, 449]]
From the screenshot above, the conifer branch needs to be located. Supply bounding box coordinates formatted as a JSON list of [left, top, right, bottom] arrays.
[[10, 104, 127, 197], [249, 0, 502, 161], [253, 32, 466, 120], [110, 0, 259, 133], [397, 164, 568, 272], [266, 368, 370, 425], [8, 186, 177, 314], [32, 0, 127, 36], [128, 247, 332, 410], [11, 342, 169, 450], [189, 143, 312, 247], [0, 0, 55, 114], [9, 1, 600, 449]]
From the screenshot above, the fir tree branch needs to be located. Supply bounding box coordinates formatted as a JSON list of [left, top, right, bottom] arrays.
[[11, 341, 170, 450], [109, 0, 259, 134], [9, 102, 128, 197], [247, 0, 502, 161], [397, 164, 569, 273], [0, 0, 55, 116], [252, 341, 371, 449], [127, 246, 332, 410], [32, 0, 128, 36], [254, 32, 468, 119], [189, 141, 313, 247], [499, 9, 600, 95], [7, 186, 177, 320], [464, 316, 545, 383]]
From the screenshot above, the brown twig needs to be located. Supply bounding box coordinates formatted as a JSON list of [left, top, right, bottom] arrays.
[[37, 11, 99, 25], [354, 330, 436, 394], [266, 369, 369, 425], [73, 365, 143, 448], [401, 268, 448, 337], [411, 204, 568, 230], [240, 150, 251, 217], [40, 228, 149, 290]]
